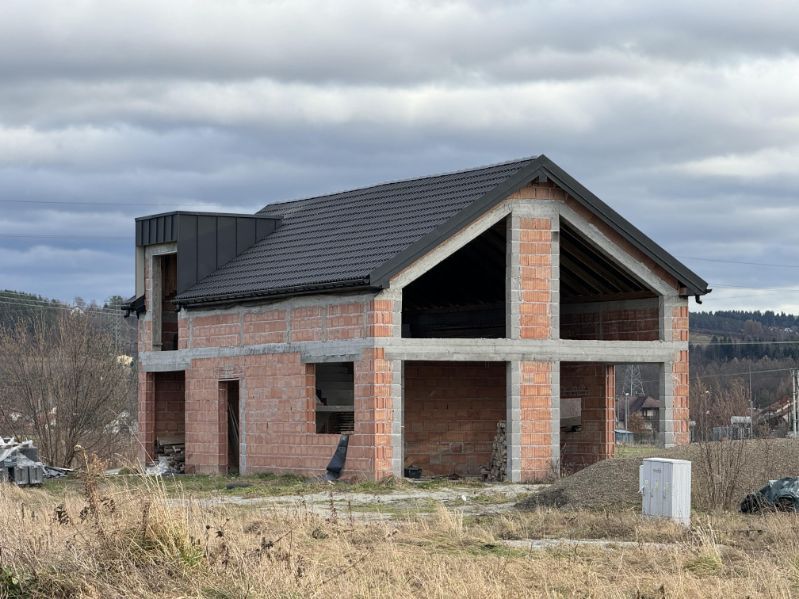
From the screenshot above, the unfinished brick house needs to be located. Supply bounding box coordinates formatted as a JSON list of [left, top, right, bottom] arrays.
[[125, 156, 709, 481]]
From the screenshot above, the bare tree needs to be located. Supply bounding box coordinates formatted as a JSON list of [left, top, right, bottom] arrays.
[[0, 309, 134, 466], [691, 375, 750, 442]]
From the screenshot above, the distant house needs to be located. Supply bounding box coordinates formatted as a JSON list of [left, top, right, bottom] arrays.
[[125, 156, 708, 481], [617, 394, 661, 438], [757, 398, 792, 436]]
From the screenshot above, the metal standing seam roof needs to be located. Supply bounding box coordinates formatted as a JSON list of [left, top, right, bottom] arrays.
[[174, 155, 709, 306]]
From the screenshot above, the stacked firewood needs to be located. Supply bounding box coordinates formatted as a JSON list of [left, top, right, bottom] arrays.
[[485, 421, 507, 482]]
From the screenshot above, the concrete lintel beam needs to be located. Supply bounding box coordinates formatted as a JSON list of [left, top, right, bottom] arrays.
[[139, 339, 373, 371], [383, 338, 685, 363]]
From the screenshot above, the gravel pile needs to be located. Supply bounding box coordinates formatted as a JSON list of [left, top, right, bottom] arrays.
[[518, 439, 799, 512]]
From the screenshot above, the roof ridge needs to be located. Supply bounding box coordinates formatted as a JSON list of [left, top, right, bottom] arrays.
[[257, 155, 538, 213]]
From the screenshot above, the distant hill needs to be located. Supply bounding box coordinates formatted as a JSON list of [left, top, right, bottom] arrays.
[[692, 310, 799, 339], [690, 310, 799, 410], [691, 310, 799, 362]]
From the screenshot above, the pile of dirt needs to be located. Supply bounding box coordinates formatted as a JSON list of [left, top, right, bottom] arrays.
[[518, 438, 799, 512]]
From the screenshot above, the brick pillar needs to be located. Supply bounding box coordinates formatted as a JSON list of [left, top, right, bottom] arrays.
[[354, 348, 395, 480], [659, 300, 690, 447], [508, 210, 557, 340], [672, 303, 690, 445], [507, 360, 554, 482], [138, 370, 156, 463]]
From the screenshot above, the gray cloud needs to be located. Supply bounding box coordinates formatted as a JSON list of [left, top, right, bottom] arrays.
[[0, 0, 797, 311]]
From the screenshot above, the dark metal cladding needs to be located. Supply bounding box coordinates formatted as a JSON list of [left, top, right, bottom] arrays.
[[135, 213, 178, 246], [135, 211, 280, 294]]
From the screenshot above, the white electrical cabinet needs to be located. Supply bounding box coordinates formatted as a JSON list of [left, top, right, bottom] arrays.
[[639, 458, 691, 526]]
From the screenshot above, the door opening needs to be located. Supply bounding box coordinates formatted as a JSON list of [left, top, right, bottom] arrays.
[[223, 381, 240, 474]]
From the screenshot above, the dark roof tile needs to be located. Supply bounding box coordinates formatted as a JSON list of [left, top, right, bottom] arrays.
[[174, 155, 709, 305], [176, 157, 536, 303]]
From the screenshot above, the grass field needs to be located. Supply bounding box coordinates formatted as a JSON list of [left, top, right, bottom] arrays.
[[1, 444, 798, 597]]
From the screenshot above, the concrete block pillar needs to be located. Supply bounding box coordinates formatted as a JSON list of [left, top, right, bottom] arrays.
[[659, 361, 676, 448], [506, 361, 522, 481], [390, 360, 404, 478], [550, 362, 561, 473], [138, 370, 156, 463]]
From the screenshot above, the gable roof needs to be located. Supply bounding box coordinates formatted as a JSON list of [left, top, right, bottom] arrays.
[[174, 155, 709, 307]]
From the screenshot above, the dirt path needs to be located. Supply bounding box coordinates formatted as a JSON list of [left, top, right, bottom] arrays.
[[186, 483, 545, 521]]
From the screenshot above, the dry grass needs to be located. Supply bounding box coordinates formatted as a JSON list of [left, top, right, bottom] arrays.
[[1, 458, 799, 597]]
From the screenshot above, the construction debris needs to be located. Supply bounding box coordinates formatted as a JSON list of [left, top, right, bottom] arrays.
[[145, 434, 185, 475], [0, 437, 70, 486], [485, 421, 507, 482]]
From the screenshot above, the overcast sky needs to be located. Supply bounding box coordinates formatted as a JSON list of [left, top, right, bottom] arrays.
[[1, 0, 798, 313]]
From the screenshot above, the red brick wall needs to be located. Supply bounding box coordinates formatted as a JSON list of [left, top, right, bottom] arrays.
[[182, 349, 391, 478], [404, 362, 505, 476], [518, 217, 552, 340], [242, 308, 286, 344], [368, 299, 395, 338], [560, 306, 659, 341], [191, 313, 241, 347], [137, 370, 185, 462], [182, 297, 396, 349], [519, 361, 553, 480], [154, 371, 185, 439], [560, 362, 615, 470]]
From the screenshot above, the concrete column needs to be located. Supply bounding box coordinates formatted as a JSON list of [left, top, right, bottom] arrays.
[[506, 214, 521, 340], [550, 361, 561, 473], [506, 360, 522, 482], [138, 370, 156, 463], [239, 380, 248, 474], [549, 217, 560, 340], [217, 382, 228, 472], [659, 295, 679, 342], [390, 359, 404, 478], [150, 254, 163, 350], [659, 361, 677, 448]]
